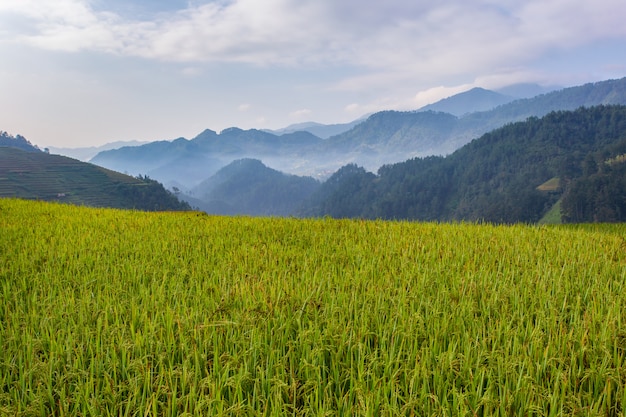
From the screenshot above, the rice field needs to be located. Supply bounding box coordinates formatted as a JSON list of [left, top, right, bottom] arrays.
[[1, 198, 626, 416]]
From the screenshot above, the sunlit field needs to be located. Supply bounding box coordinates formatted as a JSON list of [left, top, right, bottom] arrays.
[[1, 198, 626, 416]]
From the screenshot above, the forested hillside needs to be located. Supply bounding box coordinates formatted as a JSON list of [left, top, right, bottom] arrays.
[[183, 159, 320, 216], [300, 106, 626, 223]]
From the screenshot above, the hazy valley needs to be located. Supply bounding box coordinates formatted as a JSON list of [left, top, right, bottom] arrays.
[[89, 78, 625, 190]]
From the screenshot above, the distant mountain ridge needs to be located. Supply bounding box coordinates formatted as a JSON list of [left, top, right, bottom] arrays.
[[416, 87, 515, 116], [495, 83, 560, 98], [92, 128, 325, 188], [265, 119, 364, 139], [48, 140, 149, 161], [90, 77, 626, 189]]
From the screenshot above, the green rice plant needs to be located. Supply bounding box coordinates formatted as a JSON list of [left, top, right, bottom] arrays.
[[1, 198, 626, 416]]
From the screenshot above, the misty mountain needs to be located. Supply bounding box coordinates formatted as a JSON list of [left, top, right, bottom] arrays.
[[495, 83, 560, 99], [182, 158, 320, 216], [90, 128, 325, 189], [299, 105, 626, 223], [322, 110, 459, 169], [90, 77, 626, 189], [266, 118, 365, 139], [416, 87, 515, 116], [48, 140, 149, 161], [307, 77, 626, 170]]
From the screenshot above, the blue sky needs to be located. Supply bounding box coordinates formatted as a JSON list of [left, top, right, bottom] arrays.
[[1, 0, 626, 148]]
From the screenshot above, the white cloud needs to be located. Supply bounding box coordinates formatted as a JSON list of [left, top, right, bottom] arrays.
[[0, 0, 123, 52], [290, 109, 312, 119], [413, 85, 474, 109], [344, 103, 360, 113], [238, 103, 251, 111], [3, 0, 625, 72]]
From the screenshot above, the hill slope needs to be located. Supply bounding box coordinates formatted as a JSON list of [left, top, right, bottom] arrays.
[[0, 147, 190, 211], [184, 158, 320, 216]]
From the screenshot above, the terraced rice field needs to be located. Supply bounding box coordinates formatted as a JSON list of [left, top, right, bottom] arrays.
[[0, 148, 159, 208]]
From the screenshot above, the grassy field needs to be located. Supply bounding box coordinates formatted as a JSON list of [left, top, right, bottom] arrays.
[[1, 198, 626, 416]]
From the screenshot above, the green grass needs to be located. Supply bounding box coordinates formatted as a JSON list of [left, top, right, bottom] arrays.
[[1, 198, 626, 416], [538, 199, 563, 224]]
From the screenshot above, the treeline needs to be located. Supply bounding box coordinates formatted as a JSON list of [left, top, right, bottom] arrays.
[[299, 106, 626, 223], [114, 175, 192, 212], [0, 131, 41, 152], [560, 145, 626, 222]]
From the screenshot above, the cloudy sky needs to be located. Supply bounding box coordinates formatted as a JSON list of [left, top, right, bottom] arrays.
[[1, 0, 626, 148]]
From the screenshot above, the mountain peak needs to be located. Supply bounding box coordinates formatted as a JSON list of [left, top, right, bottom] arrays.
[[418, 88, 514, 116]]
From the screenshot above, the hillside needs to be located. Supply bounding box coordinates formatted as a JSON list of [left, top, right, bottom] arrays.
[[89, 77, 626, 189], [300, 105, 626, 223], [0, 147, 190, 211], [184, 158, 320, 216]]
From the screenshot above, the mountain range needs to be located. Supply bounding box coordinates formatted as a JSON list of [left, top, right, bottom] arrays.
[[89, 77, 626, 190], [153, 105, 626, 222], [264, 119, 365, 139]]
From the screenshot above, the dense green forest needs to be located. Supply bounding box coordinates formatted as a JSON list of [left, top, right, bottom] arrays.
[[300, 106, 626, 223]]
